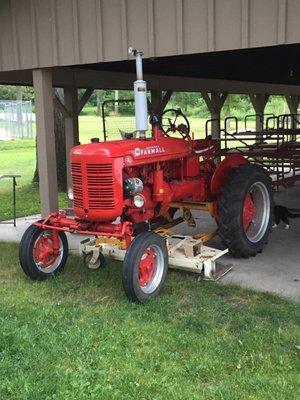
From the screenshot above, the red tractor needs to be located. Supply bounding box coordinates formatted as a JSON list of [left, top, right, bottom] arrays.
[[19, 49, 273, 302]]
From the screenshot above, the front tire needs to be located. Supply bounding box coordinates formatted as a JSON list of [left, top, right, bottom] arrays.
[[19, 224, 68, 280], [217, 164, 273, 257], [122, 232, 168, 303]]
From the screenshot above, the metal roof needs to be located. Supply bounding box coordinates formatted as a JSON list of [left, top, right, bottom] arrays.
[[0, 0, 299, 72]]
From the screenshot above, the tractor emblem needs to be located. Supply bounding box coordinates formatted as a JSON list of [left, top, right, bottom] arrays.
[[134, 146, 166, 157]]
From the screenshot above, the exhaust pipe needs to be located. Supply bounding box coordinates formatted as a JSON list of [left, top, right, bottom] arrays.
[[129, 47, 148, 137]]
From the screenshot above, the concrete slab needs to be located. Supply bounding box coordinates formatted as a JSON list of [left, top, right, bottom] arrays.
[[0, 215, 92, 253], [0, 184, 299, 301], [170, 183, 300, 302]]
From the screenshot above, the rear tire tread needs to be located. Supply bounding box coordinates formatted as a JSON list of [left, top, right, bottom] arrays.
[[217, 164, 273, 258]]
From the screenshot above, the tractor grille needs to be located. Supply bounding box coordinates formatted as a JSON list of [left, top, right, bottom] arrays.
[[72, 162, 115, 211], [86, 163, 115, 210], [71, 163, 83, 208]]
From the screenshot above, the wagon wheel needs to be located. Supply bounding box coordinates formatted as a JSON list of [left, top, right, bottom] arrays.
[[161, 108, 191, 140]]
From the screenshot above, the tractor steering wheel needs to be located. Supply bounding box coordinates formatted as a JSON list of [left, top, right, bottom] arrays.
[[161, 108, 191, 140]]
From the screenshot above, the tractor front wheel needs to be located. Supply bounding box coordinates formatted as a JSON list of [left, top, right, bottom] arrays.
[[217, 164, 273, 258], [122, 232, 168, 303], [19, 224, 68, 280]]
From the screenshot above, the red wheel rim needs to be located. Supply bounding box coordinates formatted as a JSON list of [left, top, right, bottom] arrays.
[[33, 233, 59, 269], [138, 249, 155, 287], [243, 193, 255, 230]]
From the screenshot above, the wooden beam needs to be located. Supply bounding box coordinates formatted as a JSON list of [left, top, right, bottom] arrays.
[[1, 67, 300, 96], [77, 87, 94, 114], [202, 92, 228, 113], [250, 93, 269, 113], [202, 92, 228, 138], [250, 93, 270, 131], [64, 85, 79, 192], [53, 93, 71, 118], [285, 94, 300, 114], [149, 89, 173, 121], [285, 94, 300, 134], [161, 90, 173, 109], [150, 89, 162, 116], [33, 69, 58, 215]]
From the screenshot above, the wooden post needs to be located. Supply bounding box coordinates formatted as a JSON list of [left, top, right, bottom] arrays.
[[64, 85, 78, 191], [202, 92, 228, 138], [150, 89, 162, 117], [285, 94, 300, 140], [33, 69, 58, 215], [250, 93, 269, 131], [150, 89, 173, 123], [285, 95, 300, 128]]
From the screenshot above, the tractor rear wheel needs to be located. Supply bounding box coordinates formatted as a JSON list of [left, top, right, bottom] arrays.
[[122, 232, 168, 303], [19, 224, 68, 280], [217, 164, 273, 258]]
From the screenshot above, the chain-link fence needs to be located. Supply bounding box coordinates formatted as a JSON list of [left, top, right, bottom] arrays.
[[101, 99, 135, 141], [101, 99, 153, 140], [0, 100, 34, 140]]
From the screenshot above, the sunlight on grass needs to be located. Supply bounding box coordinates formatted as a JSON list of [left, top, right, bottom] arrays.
[[0, 242, 299, 399]]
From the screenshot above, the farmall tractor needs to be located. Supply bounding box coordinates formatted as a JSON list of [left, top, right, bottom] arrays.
[[19, 49, 273, 302]]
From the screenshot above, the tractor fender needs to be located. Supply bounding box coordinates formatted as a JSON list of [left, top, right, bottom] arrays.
[[210, 154, 248, 196]]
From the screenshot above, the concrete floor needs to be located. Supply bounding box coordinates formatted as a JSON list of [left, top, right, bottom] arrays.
[[1, 183, 299, 301], [171, 183, 300, 302]]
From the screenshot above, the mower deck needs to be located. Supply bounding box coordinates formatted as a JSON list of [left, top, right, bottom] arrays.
[[79, 231, 230, 281], [79, 201, 230, 281]]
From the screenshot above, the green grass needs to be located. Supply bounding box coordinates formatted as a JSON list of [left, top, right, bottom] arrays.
[[0, 139, 36, 190], [0, 183, 68, 221], [0, 242, 299, 399], [79, 115, 210, 141]]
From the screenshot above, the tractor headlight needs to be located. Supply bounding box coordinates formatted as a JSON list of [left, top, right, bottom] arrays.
[[67, 187, 74, 201], [133, 194, 145, 208]]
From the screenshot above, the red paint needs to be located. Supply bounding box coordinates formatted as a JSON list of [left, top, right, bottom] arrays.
[[138, 249, 155, 286], [153, 166, 164, 202], [70, 133, 218, 225], [34, 217, 133, 248], [210, 154, 248, 196], [243, 193, 255, 230], [33, 230, 59, 269], [37, 124, 248, 246]]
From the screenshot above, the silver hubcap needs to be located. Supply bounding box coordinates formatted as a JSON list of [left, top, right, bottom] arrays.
[[244, 181, 270, 243], [33, 230, 64, 273], [139, 244, 165, 294]]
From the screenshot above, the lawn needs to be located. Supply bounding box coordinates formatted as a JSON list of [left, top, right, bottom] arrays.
[[0, 115, 254, 221], [0, 241, 299, 399]]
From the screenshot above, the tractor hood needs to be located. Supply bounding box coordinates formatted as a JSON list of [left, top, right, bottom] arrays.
[[72, 137, 192, 164]]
